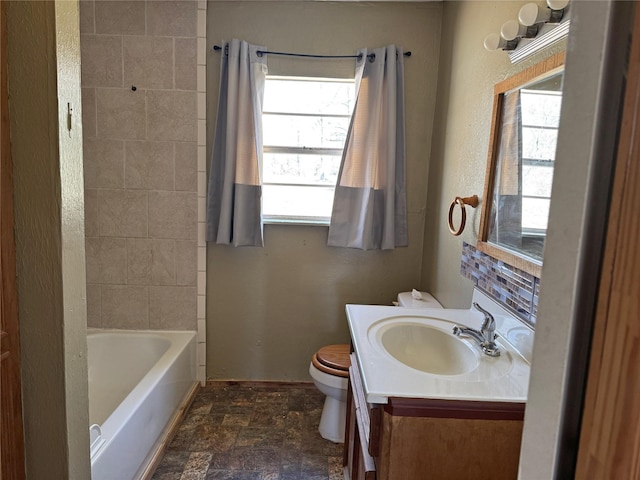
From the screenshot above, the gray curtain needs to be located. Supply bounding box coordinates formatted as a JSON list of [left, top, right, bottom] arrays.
[[206, 39, 267, 247], [328, 45, 407, 250]]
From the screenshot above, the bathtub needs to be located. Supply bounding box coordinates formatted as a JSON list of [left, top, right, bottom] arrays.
[[88, 330, 197, 480]]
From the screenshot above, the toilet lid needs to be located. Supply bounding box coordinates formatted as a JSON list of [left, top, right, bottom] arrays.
[[315, 344, 351, 371]]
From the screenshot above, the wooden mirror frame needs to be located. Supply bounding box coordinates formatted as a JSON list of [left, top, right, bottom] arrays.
[[477, 52, 565, 279]]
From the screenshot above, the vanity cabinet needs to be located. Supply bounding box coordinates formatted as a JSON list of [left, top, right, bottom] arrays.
[[344, 355, 525, 480]]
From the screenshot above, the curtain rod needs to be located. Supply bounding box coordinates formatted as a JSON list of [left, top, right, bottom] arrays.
[[212, 44, 412, 61]]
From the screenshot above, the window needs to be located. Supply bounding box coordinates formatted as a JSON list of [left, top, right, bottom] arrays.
[[520, 88, 561, 234], [261, 76, 356, 224]]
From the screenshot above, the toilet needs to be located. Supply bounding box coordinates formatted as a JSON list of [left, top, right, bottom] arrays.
[[309, 344, 351, 443], [309, 290, 443, 443]]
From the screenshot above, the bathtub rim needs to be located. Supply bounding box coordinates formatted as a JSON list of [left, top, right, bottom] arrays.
[[87, 328, 197, 433]]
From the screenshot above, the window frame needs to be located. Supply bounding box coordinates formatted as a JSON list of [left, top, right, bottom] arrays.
[[261, 76, 355, 226]]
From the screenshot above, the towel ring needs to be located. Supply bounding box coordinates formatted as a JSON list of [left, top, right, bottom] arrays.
[[448, 195, 479, 236]]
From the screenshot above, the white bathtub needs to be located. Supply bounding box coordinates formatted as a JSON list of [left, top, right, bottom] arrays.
[[88, 330, 197, 480]]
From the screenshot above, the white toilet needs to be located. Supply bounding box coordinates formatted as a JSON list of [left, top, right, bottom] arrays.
[[309, 290, 443, 443], [309, 344, 351, 443]]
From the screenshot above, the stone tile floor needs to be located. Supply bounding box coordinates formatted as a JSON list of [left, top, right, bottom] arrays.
[[151, 382, 344, 480]]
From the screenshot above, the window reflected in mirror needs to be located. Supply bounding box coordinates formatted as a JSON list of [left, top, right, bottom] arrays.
[[478, 52, 564, 277]]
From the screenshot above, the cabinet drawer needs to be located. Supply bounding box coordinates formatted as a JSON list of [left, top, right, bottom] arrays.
[[348, 356, 376, 475], [345, 386, 376, 480], [349, 354, 382, 457]]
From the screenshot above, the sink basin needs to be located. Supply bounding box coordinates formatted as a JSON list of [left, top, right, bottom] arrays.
[[347, 299, 531, 403], [380, 322, 479, 375]]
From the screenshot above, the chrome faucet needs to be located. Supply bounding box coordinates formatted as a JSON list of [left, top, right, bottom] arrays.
[[452, 302, 501, 357]]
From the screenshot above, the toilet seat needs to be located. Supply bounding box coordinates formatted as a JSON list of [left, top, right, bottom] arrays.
[[311, 344, 350, 378]]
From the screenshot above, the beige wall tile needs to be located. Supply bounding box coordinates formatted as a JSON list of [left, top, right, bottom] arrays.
[[149, 191, 197, 240], [197, 91, 205, 119], [80, 0, 201, 335], [85, 237, 127, 284], [197, 119, 205, 145], [175, 38, 197, 91], [197, 8, 206, 38], [84, 189, 98, 237], [149, 286, 196, 330], [82, 88, 97, 138], [95, 0, 145, 35], [197, 196, 205, 222], [197, 66, 205, 94], [197, 172, 206, 199], [98, 189, 148, 237], [83, 138, 125, 189], [80, 35, 123, 87], [197, 222, 205, 245], [96, 88, 146, 139], [175, 142, 197, 191], [101, 285, 149, 329], [79, 1, 95, 35], [86, 284, 101, 328], [197, 145, 206, 172], [197, 37, 206, 66], [123, 36, 174, 90], [175, 240, 197, 286], [127, 238, 176, 285], [147, 1, 197, 37], [196, 271, 205, 296], [125, 141, 174, 190], [147, 91, 197, 141]]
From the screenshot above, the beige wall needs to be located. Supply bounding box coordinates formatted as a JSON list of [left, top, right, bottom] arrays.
[[8, 1, 90, 477], [421, 1, 565, 308], [80, 0, 199, 331], [207, 1, 442, 381]]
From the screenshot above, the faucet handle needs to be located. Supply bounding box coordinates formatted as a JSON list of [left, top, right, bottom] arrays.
[[472, 302, 495, 331]]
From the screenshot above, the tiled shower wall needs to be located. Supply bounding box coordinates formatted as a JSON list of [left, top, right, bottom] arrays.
[[80, 1, 208, 381]]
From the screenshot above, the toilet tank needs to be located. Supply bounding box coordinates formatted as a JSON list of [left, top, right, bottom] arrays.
[[397, 290, 443, 309]]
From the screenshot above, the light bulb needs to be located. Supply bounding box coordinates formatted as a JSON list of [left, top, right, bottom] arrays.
[[484, 33, 518, 52], [519, 3, 551, 26], [484, 33, 503, 51], [547, 0, 569, 10], [501, 20, 527, 41], [546, 0, 568, 22]]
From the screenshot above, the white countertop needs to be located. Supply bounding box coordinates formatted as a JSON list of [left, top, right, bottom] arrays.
[[346, 290, 533, 405]]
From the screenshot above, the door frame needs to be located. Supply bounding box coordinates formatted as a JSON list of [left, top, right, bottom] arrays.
[[574, 3, 640, 477], [0, 1, 26, 478]]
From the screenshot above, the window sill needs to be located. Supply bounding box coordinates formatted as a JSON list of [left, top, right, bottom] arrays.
[[263, 217, 330, 227]]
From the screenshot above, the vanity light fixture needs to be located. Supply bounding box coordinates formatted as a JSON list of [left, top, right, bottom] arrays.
[[484, 0, 570, 62], [519, 0, 567, 27]]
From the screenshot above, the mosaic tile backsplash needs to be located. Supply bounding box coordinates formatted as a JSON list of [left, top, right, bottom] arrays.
[[461, 242, 540, 327]]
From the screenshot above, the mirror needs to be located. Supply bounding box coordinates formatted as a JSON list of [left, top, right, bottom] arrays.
[[478, 52, 564, 278]]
